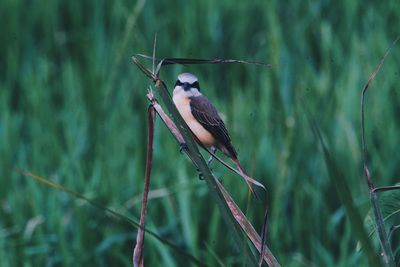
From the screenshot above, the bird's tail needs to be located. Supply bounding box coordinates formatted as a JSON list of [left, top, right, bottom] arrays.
[[232, 158, 266, 198]]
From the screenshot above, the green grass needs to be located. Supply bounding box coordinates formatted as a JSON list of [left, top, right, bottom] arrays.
[[1, 0, 400, 266]]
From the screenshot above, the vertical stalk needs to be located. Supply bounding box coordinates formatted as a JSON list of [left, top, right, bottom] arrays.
[[359, 35, 400, 266], [133, 106, 156, 267]]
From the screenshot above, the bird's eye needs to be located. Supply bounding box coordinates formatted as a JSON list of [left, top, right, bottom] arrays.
[[175, 80, 183, 87], [192, 81, 200, 90]]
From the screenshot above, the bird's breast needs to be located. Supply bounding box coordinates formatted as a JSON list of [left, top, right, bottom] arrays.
[[172, 93, 216, 147]]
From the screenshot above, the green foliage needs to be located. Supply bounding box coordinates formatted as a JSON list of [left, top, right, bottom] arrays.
[[363, 188, 400, 260], [1, 0, 400, 266]]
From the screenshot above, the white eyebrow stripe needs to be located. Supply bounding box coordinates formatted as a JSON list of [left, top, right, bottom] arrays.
[[178, 73, 198, 84]]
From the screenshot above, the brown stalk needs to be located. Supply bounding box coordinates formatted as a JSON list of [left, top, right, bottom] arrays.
[[133, 105, 156, 267]]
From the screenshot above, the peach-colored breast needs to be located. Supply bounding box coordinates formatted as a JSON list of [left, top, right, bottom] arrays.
[[173, 94, 216, 147]]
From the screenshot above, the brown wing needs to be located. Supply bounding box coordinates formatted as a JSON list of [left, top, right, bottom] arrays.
[[189, 95, 237, 158]]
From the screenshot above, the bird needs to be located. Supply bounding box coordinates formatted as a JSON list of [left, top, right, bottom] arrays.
[[172, 72, 264, 196]]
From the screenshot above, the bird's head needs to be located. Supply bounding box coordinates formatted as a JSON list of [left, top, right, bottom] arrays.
[[173, 73, 201, 97]]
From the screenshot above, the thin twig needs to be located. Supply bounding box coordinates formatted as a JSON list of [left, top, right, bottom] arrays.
[[135, 54, 274, 67], [361, 34, 400, 189], [133, 105, 156, 267], [152, 34, 157, 75]]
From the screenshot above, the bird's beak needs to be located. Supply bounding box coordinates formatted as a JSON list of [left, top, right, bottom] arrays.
[[183, 82, 191, 91]]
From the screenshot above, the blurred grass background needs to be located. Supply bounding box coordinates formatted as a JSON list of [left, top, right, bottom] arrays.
[[1, 0, 400, 266]]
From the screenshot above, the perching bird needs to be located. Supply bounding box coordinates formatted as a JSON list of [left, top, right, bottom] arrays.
[[172, 72, 264, 195]]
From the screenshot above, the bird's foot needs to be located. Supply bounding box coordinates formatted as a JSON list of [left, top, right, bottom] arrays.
[[207, 157, 213, 169], [196, 168, 204, 180], [179, 143, 188, 153]]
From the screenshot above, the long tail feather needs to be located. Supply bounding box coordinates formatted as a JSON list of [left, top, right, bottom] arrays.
[[197, 142, 266, 198], [233, 158, 265, 198]]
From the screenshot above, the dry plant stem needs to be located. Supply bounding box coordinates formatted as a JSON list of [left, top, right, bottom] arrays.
[[135, 54, 274, 68], [147, 90, 184, 144], [147, 91, 200, 170], [133, 105, 156, 267], [258, 208, 269, 266], [360, 34, 400, 267], [146, 90, 280, 266]]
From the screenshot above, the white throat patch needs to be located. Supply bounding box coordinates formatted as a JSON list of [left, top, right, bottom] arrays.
[[173, 86, 201, 98]]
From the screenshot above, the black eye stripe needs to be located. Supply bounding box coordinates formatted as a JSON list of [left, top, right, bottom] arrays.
[[192, 81, 199, 89], [175, 80, 183, 87], [174, 80, 200, 91]]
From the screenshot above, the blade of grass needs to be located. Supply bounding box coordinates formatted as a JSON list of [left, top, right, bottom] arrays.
[[365, 188, 400, 239], [19, 170, 206, 267], [360, 34, 400, 266], [388, 225, 400, 240], [204, 242, 227, 267], [302, 100, 382, 267], [369, 192, 394, 266], [104, 0, 146, 107]]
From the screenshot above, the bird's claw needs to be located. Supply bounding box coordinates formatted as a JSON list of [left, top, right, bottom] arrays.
[[179, 143, 188, 153], [196, 168, 204, 180]]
